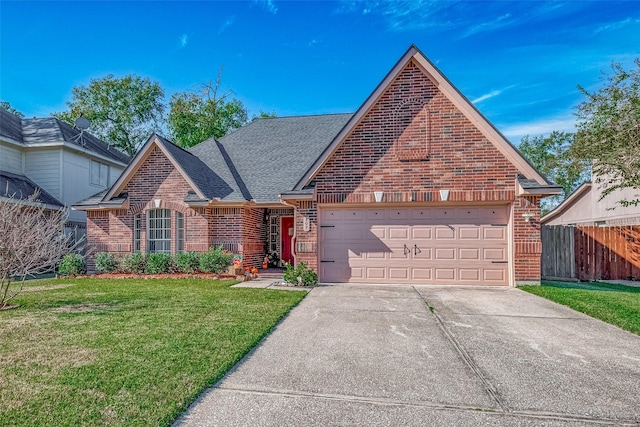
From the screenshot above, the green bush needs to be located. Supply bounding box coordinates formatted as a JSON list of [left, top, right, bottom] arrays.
[[94, 252, 119, 273], [283, 261, 318, 286], [122, 253, 146, 274], [58, 253, 86, 276], [199, 246, 233, 274], [146, 253, 173, 274], [174, 252, 200, 274]]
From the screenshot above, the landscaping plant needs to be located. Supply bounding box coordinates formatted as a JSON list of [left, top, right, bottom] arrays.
[[57, 253, 86, 276], [121, 253, 146, 274], [283, 261, 318, 286], [199, 246, 233, 274], [94, 252, 119, 273], [174, 252, 200, 274], [146, 253, 174, 274]]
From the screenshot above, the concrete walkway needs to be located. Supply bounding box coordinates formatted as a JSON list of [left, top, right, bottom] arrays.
[[175, 285, 640, 426]]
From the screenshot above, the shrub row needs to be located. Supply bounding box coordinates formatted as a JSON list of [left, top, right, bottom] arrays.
[[283, 261, 318, 286], [94, 246, 234, 275]]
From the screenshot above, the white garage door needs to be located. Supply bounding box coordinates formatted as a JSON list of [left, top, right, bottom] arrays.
[[318, 206, 510, 285]]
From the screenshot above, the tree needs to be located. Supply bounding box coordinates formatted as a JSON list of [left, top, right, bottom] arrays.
[[1, 100, 24, 118], [519, 131, 590, 214], [0, 192, 80, 310], [168, 68, 248, 148], [54, 75, 165, 156], [571, 59, 640, 207]]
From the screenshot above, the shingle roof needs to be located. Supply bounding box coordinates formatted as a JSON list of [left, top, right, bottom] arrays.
[[0, 109, 130, 165], [189, 114, 352, 202], [153, 134, 236, 200], [0, 171, 64, 207], [0, 109, 24, 142]]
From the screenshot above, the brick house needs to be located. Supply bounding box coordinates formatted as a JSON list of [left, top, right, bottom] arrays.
[[74, 45, 560, 286]]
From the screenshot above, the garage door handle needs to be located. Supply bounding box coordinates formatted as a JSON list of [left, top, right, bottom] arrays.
[[414, 244, 422, 256], [403, 244, 410, 256], [320, 260, 335, 263], [491, 261, 508, 264]]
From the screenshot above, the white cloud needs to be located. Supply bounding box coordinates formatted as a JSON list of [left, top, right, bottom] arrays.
[[461, 13, 515, 38], [472, 89, 502, 104], [180, 34, 188, 48], [501, 115, 576, 142], [255, 0, 278, 14], [219, 17, 235, 35], [595, 17, 640, 34]]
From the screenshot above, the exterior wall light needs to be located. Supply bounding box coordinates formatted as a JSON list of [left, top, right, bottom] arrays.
[[522, 213, 534, 222]]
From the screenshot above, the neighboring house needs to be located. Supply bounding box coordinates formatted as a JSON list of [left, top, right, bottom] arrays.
[[541, 181, 640, 226], [74, 45, 561, 286], [0, 108, 130, 234]]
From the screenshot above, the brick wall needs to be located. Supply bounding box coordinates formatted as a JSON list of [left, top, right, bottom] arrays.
[[242, 207, 267, 268], [293, 200, 318, 271], [305, 59, 543, 283]]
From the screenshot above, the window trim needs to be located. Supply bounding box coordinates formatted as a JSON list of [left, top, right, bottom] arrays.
[[146, 208, 171, 253], [176, 211, 185, 253], [90, 159, 109, 187]]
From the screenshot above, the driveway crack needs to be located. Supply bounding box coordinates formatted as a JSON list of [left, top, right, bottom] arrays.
[[413, 286, 508, 412]]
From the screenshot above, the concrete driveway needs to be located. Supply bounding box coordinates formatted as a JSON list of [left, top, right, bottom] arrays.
[[175, 285, 640, 426]]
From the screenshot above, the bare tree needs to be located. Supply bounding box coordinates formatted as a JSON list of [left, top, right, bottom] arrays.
[[0, 192, 80, 309]]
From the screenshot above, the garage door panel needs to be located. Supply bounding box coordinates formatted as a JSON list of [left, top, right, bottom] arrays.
[[435, 248, 456, 260], [459, 227, 480, 240], [459, 269, 480, 281], [484, 248, 507, 261], [460, 248, 480, 260], [435, 269, 456, 280], [484, 227, 506, 240], [435, 227, 455, 239], [319, 206, 509, 285], [411, 226, 432, 240]]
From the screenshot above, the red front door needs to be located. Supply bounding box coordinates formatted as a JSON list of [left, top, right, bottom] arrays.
[[281, 216, 294, 264]]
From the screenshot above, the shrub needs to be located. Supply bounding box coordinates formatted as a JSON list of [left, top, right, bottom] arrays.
[[58, 253, 86, 276], [146, 253, 173, 274], [94, 252, 119, 273], [199, 246, 233, 274], [174, 252, 200, 274], [122, 253, 146, 274], [283, 261, 318, 286]]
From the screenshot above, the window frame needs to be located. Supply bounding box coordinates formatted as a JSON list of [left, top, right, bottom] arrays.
[[146, 208, 171, 253], [176, 211, 185, 253], [90, 159, 109, 187]]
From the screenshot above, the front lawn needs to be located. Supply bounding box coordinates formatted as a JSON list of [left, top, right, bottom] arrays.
[[520, 281, 640, 336], [0, 278, 306, 426]]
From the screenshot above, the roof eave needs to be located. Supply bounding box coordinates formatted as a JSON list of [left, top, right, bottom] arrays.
[[540, 182, 592, 224]]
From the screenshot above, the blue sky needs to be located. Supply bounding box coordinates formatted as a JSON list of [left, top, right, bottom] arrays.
[[1, 1, 639, 144]]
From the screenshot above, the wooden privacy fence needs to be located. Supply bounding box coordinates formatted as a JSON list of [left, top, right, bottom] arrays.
[[542, 225, 640, 281]]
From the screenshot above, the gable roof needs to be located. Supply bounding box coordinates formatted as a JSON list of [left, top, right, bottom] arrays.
[[190, 114, 353, 202], [0, 109, 130, 165], [0, 170, 64, 209], [295, 45, 554, 190], [540, 182, 592, 225], [103, 133, 235, 204]]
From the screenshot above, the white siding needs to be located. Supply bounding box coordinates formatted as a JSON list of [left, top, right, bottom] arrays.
[[61, 150, 126, 222], [0, 142, 23, 174], [24, 148, 61, 199]]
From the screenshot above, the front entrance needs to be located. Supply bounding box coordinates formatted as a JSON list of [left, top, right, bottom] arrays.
[[281, 216, 294, 264]]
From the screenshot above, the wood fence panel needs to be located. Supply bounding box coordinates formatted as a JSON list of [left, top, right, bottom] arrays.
[[574, 225, 640, 281], [541, 225, 575, 280]]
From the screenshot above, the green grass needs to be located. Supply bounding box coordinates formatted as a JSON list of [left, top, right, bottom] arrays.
[[0, 278, 306, 426], [520, 280, 640, 336]]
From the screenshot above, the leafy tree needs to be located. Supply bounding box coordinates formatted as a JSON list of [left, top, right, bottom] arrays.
[[168, 68, 248, 148], [519, 131, 590, 214], [0, 191, 81, 309], [54, 74, 165, 156], [1, 100, 24, 118], [571, 59, 640, 207], [252, 110, 277, 121]]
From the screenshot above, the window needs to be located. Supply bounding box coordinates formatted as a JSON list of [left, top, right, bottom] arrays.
[[90, 160, 109, 187], [147, 209, 171, 253], [176, 212, 184, 253], [133, 214, 141, 252]]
